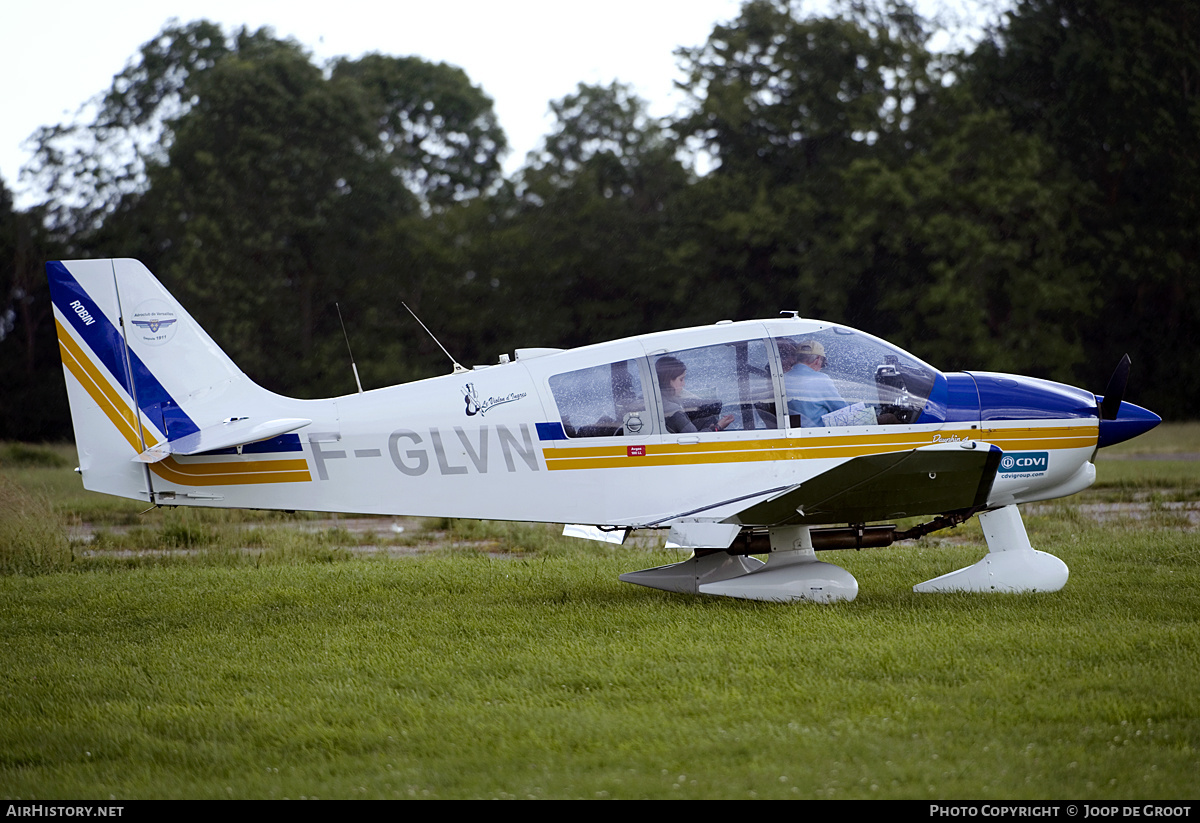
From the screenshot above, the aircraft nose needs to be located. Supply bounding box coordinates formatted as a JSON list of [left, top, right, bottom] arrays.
[[1097, 400, 1161, 449]]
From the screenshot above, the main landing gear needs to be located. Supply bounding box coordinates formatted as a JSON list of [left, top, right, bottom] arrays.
[[618, 505, 1068, 602]]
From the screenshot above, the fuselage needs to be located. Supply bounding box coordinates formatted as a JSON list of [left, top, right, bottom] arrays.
[[51, 258, 1164, 599], [132, 316, 1153, 528]]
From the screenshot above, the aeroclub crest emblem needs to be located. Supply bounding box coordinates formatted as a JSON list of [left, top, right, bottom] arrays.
[[130, 299, 179, 346]]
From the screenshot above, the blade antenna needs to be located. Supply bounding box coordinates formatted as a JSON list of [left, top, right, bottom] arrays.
[[402, 302, 468, 375], [336, 303, 365, 394]]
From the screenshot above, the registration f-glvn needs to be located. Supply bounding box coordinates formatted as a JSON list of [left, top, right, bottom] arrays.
[[48, 259, 1160, 602]]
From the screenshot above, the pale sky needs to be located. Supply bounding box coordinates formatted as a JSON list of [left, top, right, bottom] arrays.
[[0, 0, 990, 208]]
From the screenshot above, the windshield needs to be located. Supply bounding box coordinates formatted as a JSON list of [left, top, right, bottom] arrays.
[[776, 328, 937, 427]]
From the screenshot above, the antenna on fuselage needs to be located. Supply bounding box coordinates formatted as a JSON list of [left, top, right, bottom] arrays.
[[336, 303, 365, 394], [402, 302, 468, 375]]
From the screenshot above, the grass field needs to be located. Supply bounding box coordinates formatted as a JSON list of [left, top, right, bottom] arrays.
[[1, 434, 1197, 799]]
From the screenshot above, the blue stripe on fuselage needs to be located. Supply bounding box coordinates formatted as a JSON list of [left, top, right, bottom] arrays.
[[199, 434, 304, 455], [536, 422, 567, 441]]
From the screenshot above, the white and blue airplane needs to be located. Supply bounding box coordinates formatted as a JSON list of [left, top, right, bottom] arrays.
[[48, 258, 1160, 602]]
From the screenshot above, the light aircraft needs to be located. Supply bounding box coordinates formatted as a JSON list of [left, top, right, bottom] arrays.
[[48, 258, 1161, 602]]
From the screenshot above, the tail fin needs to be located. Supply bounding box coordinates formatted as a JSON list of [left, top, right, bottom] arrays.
[[48, 259, 311, 501]]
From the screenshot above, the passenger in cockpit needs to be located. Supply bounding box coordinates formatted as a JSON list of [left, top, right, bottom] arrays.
[[779, 339, 848, 427], [656, 356, 735, 434]]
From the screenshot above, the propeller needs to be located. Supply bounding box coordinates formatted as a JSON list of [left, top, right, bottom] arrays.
[[1098, 354, 1131, 421], [1095, 353, 1160, 449]]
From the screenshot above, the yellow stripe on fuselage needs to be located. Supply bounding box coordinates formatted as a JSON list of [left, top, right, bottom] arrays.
[[541, 424, 1099, 471], [979, 426, 1099, 451], [152, 456, 312, 486]]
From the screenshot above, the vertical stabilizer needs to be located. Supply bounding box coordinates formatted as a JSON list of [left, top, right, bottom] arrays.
[[47, 259, 278, 501]]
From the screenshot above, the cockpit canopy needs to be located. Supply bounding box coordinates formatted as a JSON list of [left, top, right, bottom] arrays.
[[777, 328, 938, 428], [545, 322, 943, 439]]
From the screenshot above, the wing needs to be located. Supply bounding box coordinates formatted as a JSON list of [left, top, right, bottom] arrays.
[[724, 441, 1003, 527]]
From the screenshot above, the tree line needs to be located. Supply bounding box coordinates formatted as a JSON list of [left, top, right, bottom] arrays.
[[2, 0, 1197, 441]]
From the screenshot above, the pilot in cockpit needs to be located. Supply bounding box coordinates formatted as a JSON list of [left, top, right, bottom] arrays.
[[779, 339, 849, 427], [656, 356, 735, 434]]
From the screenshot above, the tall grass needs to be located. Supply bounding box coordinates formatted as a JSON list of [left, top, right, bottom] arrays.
[[0, 443, 71, 469], [0, 476, 72, 576]]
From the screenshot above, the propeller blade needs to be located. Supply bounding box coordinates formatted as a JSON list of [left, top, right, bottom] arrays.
[[1099, 354, 1131, 421]]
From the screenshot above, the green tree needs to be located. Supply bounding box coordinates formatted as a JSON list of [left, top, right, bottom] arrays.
[[837, 108, 1092, 379], [677, 0, 937, 185], [24, 21, 509, 397], [0, 179, 70, 439], [331, 54, 506, 207], [667, 0, 1107, 388], [969, 0, 1200, 413], [24, 20, 233, 240], [669, 0, 943, 324], [489, 82, 690, 349], [141, 33, 402, 393]]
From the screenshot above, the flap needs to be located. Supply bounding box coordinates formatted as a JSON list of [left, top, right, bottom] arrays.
[[562, 524, 628, 545], [665, 521, 742, 549]]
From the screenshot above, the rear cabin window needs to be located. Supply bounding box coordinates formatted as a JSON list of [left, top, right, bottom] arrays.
[[654, 339, 778, 434], [548, 359, 648, 438]]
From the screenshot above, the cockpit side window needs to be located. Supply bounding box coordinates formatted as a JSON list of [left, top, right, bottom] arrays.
[[654, 339, 778, 434], [549, 359, 648, 438], [776, 330, 935, 428]]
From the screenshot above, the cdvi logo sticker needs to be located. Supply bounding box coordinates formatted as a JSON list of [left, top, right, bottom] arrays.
[[999, 451, 1049, 474]]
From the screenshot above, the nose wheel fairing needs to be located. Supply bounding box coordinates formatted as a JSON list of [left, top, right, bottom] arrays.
[[913, 504, 1068, 593]]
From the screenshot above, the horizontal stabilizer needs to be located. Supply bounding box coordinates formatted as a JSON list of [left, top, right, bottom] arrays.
[[134, 417, 312, 463]]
